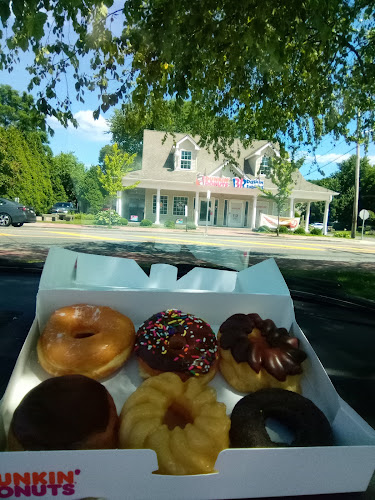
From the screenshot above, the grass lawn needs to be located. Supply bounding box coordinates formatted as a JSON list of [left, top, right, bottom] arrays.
[[281, 267, 375, 302]]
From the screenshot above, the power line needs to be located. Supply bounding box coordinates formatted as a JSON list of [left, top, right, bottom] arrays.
[[307, 146, 357, 176]]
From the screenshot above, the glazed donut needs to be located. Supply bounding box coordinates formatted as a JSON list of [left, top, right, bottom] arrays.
[[134, 309, 218, 383], [37, 304, 135, 380], [8, 375, 119, 451], [230, 388, 333, 448], [119, 372, 230, 475], [218, 313, 307, 393]]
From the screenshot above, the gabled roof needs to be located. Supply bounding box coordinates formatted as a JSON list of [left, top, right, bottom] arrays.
[[174, 135, 200, 150], [244, 142, 280, 159]]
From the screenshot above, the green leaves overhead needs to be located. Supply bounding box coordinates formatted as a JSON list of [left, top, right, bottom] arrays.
[[0, 1, 374, 151]]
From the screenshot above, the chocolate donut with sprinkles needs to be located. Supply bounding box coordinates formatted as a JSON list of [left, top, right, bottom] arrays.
[[134, 309, 219, 383]]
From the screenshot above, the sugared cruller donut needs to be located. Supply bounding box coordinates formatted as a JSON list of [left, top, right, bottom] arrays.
[[219, 313, 307, 393], [37, 304, 135, 380], [134, 309, 218, 383], [8, 375, 119, 451], [230, 389, 334, 448]]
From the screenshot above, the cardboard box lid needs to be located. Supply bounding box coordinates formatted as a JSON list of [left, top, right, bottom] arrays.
[[39, 247, 290, 295]]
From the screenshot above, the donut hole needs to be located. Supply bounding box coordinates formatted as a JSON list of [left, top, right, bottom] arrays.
[[163, 402, 193, 430], [168, 336, 186, 350], [73, 332, 96, 339], [265, 417, 295, 445]]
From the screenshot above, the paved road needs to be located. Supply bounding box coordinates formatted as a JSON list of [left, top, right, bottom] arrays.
[[1, 224, 375, 271]]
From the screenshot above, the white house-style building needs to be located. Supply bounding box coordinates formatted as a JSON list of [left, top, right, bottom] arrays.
[[117, 130, 337, 234]]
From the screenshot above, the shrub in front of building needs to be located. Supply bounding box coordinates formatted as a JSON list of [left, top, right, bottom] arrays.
[[278, 225, 289, 234], [256, 225, 272, 233], [120, 218, 128, 225], [140, 219, 153, 227], [186, 222, 197, 230], [164, 220, 176, 229], [294, 227, 306, 235], [94, 210, 121, 226], [310, 227, 323, 235]]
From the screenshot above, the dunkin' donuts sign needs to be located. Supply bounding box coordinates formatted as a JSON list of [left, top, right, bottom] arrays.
[[0, 469, 80, 497], [196, 175, 264, 189]]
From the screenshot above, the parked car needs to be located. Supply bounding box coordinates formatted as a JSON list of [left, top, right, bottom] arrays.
[[310, 222, 324, 230], [0, 197, 36, 227], [50, 202, 76, 215]]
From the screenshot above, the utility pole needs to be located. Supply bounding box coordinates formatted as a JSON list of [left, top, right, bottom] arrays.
[[351, 113, 361, 239]]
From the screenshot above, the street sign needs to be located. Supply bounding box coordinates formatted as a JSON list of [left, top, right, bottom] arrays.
[[359, 209, 370, 220]]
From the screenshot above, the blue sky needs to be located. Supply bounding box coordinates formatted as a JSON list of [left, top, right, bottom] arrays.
[[1, 7, 374, 179]]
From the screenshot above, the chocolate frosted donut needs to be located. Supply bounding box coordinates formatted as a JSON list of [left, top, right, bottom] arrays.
[[219, 313, 307, 393], [230, 388, 334, 448], [134, 309, 218, 383], [8, 375, 119, 451]]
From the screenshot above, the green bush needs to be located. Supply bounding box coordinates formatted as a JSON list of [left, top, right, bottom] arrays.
[[278, 225, 289, 233], [94, 210, 121, 226], [334, 231, 351, 238], [74, 213, 95, 221], [310, 227, 323, 235], [119, 217, 128, 226], [294, 226, 306, 235], [186, 222, 197, 230], [140, 218, 153, 227], [256, 225, 272, 233], [164, 220, 176, 229]]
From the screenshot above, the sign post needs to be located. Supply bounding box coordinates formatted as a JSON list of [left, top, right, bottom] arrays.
[[205, 191, 211, 237], [359, 209, 369, 240], [184, 205, 188, 232]]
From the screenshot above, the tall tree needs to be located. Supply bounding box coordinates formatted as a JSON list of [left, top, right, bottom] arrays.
[[1, 2, 374, 152], [311, 156, 375, 229], [50, 153, 86, 207], [97, 143, 138, 225], [260, 154, 304, 235], [80, 166, 106, 214], [0, 85, 51, 139], [0, 127, 54, 213]]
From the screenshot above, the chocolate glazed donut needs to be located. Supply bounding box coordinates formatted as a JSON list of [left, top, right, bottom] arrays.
[[230, 389, 334, 448]]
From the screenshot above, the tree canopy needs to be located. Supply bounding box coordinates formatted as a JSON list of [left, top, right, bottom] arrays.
[[311, 155, 375, 228], [1, 1, 374, 152], [0, 84, 51, 140]]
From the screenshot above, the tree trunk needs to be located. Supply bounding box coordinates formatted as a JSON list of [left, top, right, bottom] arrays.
[[277, 211, 280, 236]]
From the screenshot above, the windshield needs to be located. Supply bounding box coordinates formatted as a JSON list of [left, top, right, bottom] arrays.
[[0, 1, 374, 494]]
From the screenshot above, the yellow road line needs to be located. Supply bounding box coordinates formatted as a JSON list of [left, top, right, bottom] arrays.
[[2, 230, 375, 254]]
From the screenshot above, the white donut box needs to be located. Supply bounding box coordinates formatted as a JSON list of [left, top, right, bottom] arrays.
[[0, 247, 374, 499]]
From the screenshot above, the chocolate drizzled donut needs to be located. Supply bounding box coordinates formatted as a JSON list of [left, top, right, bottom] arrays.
[[219, 313, 306, 381], [135, 309, 218, 377]]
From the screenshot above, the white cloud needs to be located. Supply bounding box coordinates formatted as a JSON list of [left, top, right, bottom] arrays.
[[367, 156, 375, 165], [304, 152, 352, 165], [47, 110, 110, 142]]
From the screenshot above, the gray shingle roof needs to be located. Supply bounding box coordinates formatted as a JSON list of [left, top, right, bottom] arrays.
[[125, 130, 338, 198]]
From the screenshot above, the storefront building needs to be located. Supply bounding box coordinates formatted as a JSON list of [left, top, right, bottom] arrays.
[[119, 130, 337, 234]]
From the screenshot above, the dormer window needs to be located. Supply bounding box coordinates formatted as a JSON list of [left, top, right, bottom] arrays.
[[259, 156, 271, 176], [180, 150, 192, 169]]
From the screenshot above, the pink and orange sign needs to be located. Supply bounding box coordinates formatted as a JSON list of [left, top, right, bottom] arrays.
[[196, 175, 264, 189]]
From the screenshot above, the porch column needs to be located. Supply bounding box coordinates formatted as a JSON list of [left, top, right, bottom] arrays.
[[194, 191, 199, 226], [304, 201, 311, 232], [289, 197, 294, 218], [251, 196, 257, 229], [155, 187, 161, 225], [116, 191, 122, 216], [323, 198, 331, 235]]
